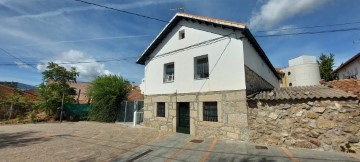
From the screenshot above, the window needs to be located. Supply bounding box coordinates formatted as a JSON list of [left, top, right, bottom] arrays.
[[288, 72, 291, 76], [194, 55, 209, 79], [179, 30, 185, 39], [203, 102, 218, 122], [157, 102, 165, 117], [164, 62, 174, 83]]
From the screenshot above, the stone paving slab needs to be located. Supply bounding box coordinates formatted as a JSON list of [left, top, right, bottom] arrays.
[[1, 122, 359, 162], [117, 133, 360, 162]]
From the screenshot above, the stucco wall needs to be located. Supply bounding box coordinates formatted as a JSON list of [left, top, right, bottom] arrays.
[[143, 90, 249, 141], [281, 63, 321, 87], [337, 57, 360, 79], [142, 20, 246, 95], [243, 38, 279, 88]]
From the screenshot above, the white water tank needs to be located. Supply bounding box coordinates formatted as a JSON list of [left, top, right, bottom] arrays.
[[282, 56, 321, 87]]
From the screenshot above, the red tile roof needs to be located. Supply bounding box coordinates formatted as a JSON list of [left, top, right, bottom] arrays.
[[248, 85, 356, 101], [127, 86, 144, 101], [68, 82, 91, 104], [321, 79, 360, 99], [176, 12, 247, 28]]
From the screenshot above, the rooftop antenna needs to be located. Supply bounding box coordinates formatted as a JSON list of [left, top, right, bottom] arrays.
[[169, 7, 185, 13]]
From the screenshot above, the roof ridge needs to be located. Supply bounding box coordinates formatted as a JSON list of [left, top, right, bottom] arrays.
[[176, 12, 247, 27]]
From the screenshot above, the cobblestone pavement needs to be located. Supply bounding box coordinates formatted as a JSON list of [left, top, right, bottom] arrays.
[[0, 122, 169, 162]]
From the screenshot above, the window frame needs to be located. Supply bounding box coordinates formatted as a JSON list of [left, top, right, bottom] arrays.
[[194, 55, 210, 80], [203, 102, 218, 122], [163, 62, 175, 83], [179, 29, 185, 40], [157, 102, 166, 117]]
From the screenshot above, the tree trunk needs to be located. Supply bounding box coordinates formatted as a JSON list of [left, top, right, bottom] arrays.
[[8, 103, 13, 121], [60, 92, 64, 123]]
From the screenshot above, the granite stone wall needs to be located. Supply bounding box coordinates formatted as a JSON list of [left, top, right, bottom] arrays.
[[248, 99, 360, 153], [143, 90, 249, 141]]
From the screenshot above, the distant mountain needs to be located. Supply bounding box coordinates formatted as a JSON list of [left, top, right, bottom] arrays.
[[0, 81, 36, 91]]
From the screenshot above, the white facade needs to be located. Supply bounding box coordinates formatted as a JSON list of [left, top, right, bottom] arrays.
[[280, 56, 321, 87], [243, 39, 280, 87], [336, 56, 360, 79], [139, 15, 279, 95]]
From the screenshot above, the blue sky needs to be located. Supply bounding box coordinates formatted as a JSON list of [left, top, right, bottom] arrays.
[[0, 0, 359, 86]]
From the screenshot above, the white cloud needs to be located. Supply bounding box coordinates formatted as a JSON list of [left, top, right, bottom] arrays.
[[265, 25, 301, 35], [7, 0, 176, 20], [37, 50, 113, 81], [14, 61, 30, 68], [249, 0, 328, 30]]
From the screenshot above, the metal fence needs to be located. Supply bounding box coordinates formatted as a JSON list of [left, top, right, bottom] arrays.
[[0, 102, 32, 120], [116, 100, 144, 124], [63, 104, 90, 121]]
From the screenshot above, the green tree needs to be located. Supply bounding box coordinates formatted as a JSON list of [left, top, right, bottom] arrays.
[[36, 62, 79, 115], [88, 75, 130, 122], [317, 53, 337, 81]]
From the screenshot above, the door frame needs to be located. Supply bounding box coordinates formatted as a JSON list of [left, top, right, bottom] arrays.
[[176, 102, 190, 134]]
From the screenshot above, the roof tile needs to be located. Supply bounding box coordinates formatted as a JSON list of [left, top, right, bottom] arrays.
[[248, 85, 357, 101]]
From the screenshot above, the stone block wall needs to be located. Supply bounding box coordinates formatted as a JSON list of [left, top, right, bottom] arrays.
[[248, 99, 360, 153], [143, 90, 249, 141]]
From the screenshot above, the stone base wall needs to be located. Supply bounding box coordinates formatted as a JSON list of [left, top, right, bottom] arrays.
[[143, 90, 249, 141], [248, 99, 360, 153]]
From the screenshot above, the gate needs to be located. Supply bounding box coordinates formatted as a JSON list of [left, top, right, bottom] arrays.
[[116, 100, 144, 125]]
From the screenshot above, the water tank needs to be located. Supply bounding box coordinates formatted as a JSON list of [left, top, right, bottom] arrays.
[[287, 56, 321, 86]]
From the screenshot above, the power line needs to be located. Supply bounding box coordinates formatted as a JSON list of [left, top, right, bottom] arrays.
[[0, 47, 37, 69], [255, 27, 360, 38], [150, 33, 233, 60], [254, 21, 360, 33], [2, 26, 359, 67], [74, 0, 169, 23]]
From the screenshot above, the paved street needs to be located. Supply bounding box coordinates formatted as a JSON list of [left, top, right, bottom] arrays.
[[119, 133, 360, 162], [0, 122, 359, 162], [0, 122, 168, 162]]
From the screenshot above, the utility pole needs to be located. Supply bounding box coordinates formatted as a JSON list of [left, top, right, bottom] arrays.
[[59, 91, 64, 123]]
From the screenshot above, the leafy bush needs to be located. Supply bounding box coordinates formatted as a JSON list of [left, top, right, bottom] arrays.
[[88, 75, 130, 122]]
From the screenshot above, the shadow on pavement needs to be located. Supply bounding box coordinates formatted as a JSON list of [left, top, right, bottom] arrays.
[[0, 131, 62, 149]]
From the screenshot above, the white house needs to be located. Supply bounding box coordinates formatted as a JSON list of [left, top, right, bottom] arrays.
[[279, 55, 321, 87], [136, 13, 279, 140], [334, 52, 360, 79]]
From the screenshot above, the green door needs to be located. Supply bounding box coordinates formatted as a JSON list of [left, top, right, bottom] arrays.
[[177, 102, 190, 134]]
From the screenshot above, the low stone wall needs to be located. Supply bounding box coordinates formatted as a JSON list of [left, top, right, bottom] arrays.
[[248, 99, 360, 153], [143, 90, 249, 141]]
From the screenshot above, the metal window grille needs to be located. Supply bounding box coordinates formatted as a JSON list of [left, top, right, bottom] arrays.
[[164, 63, 174, 82], [195, 55, 209, 79], [203, 102, 218, 122], [157, 102, 165, 117], [117, 100, 144, 123]]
